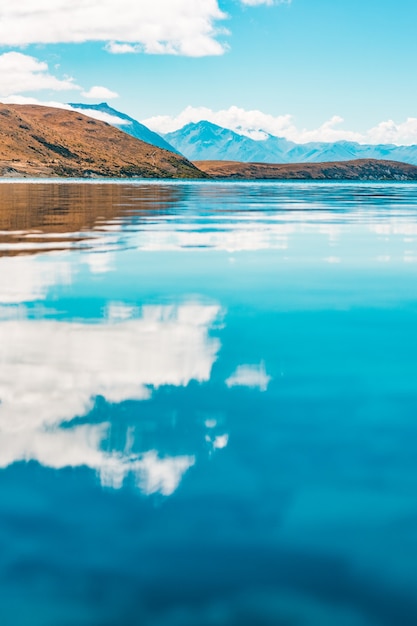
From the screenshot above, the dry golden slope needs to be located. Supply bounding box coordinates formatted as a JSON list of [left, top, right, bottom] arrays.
[[0, 104, 204, 178], [195, 159, 417, 180]]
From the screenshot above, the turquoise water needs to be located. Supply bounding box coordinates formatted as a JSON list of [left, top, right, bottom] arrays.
[[1, 181, 417, 625]]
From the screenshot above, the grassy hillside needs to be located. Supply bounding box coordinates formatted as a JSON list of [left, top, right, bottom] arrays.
[[195, 158, 417, 180], [0, 104, 204, 179]]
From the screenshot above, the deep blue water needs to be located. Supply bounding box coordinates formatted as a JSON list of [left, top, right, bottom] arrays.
[[1, 180, 417, 625]]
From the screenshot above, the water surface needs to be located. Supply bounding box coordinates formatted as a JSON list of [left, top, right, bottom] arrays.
[[1, 180, 417, 626]]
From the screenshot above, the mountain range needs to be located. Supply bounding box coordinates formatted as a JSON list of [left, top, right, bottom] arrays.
[[1, 103, 417, 181], [163, 120, 417, 166], [65, 104, 417, 167]]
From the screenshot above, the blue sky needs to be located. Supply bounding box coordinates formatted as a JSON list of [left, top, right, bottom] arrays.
[[0, 0, 416, 144]]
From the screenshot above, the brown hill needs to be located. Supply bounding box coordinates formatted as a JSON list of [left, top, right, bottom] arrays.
[[194, 159, 417, 180], [0, 104, 204, 178]]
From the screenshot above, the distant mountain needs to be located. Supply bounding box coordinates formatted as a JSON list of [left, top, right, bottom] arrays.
[[164, 121, 292, 162], [195, 159, 417, 181], [0, 104, 203, 179], [288, 140, 417, 165], [68, 102, 178, 154], [164, 120, 417, 166]]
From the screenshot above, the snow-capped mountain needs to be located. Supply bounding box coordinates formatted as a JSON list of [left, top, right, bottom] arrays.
[[164, 121, 292, 162], [68, 102, 178, 154], [164, 120, 417, 165]]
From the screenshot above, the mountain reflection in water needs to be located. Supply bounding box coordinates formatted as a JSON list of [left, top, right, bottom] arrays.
[[1, 181, 417, 626]]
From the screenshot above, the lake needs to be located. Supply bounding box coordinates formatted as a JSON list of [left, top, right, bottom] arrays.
[[1, 180, 417, 626]]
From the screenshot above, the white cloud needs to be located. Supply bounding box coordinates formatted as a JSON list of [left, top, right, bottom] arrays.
[[142, 105, 293, 136], [226, 362, 271, 391], [81, 85, 119, 99], [240, 0, 291, 5], [0, 256, 71, 304], [0, 303, 221, 494], [367, 118, 417, 146], [105, 42, 142, 54], [0, 303, 221, 431], [0, 53, 118, 109], [213, 434, 229, 449], [0, 52, 80, 96], [0, 1, 228, 57], [84, 251, 116, 274], [0, 420, 195, 496], [106, 302, 137, 321], [0, 95, 73, 107], [143, 105, 362, 143], [70, 107, 130, 126], [130, 452, 195, 495], [143, 105, 417, 146], [204, 431, 229, 451], [293, 115, 363, 144], [1, 94, 130, 126]]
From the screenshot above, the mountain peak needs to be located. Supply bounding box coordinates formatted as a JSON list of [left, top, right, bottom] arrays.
[[164, 121, 289, 163]]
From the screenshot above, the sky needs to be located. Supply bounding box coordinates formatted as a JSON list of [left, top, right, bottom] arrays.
[[0, 0, 417, 145]]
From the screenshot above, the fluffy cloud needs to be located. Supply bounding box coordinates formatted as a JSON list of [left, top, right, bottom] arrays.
[[0, 419, 196, 495], [226, 362, 271, 391], [69, 107, 130, 125], [1, 94, 129, 126], [292, 115, 364, 144], [0, 256, 71, 304], [0, 303, 221, 430], [240, 0, 291, 5], [0, 95, 72, 107], [105, 42, 142, 54], [367, 118, 417, 146], [0, 52, 79, 97], [81, 85, 119, 99], [144, 105, 417, 146], [0, 303, 221, 493], [26, 424, 195, 493], [143, 106, 362, 142], [0, 52, 119, 109], [0, 1, 228, 57]]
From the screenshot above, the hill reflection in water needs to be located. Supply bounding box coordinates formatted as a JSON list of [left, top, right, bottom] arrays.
[[0, 182, 187, 255]]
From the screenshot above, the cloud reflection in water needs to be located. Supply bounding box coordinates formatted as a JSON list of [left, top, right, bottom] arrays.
[[0, 255, 71, 303], [0, 303, 221, 495]]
